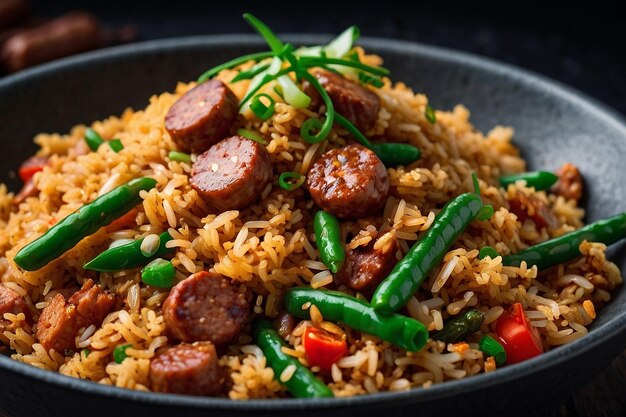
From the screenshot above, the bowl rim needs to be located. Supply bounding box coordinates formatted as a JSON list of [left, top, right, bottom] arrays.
[[1, 33, 625, 411]]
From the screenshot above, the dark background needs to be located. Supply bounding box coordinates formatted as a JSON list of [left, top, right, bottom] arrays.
[[13, 1, 626, 416]]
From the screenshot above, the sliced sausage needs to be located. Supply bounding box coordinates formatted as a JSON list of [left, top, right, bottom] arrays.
[[163, 271, 250, 346], [306, 144, 389, 219], [551, 163, 583, 201], [36, 279, 115, 352], [274, 311, 295, 339], [338, 235, 398, 294], [190, 135, 273, 212], [508, 191, 558, 230], [303, 69, 380, 131], [12, 178, 38, 206], [165, 79, 238, 154], [0, 283, 30, 332], [150, 341, 223, 396]]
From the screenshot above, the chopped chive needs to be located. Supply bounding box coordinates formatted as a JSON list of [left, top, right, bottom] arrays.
[[197, 51, 274, 83], [141, 258, 176, 288], [299, 71, 335, 143], [358, 73, 384, 88], [279, 172, 305, 191], [477, 205, 495, 221], [478, 246, 500, 260], [236, 128, 268, 145], [232, 62, 271, 83], [273, 85, 284, 99], [168, 151, 192, 164], [108, 139, 124, 153], [425, 105, 437, 124], [472, 172, 481, 195], [333, 113, 372, 148], [84, 128, 104, 152], [299, 56, 390, 76], [113, 344, 132, 364], [250, 93, 276, 120], [82, 349, 91, 357], [479, 335, 506, 365]]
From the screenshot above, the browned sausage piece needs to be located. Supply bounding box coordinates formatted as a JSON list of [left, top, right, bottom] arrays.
[[12, 178, 38, 206], [274, 311, 295, 339], [190, 135, 273, 212], [165, 79, 239, 154], [1, 12, 101, 72], [0, 283, 31, 332], [163, 271, 250, 346], [303, 69, 381, 131], [150, 341, 223, 396], [508, 191, 558, 230], [36, 279, 115, 352], [306, 144, 389, 219], [0, 0, 30, 29], [551, 163, 583, 201], [338, 235, 398, 294]]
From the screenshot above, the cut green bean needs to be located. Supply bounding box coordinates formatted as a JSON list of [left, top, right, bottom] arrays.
[[168, 151, 191, 164], [141, 258, 176, 288], [313, 211, 345, 273], [432, 309, 484, 343], [84, 128, 104, 151], [84, 232, 173, 272], [499, 171, 559, 191], [253, 318, 334, 398], [108, 139, 124, 153], [371, 193, 483, 314], [478, 246, 500, 260], [14, 178, 157, 271], [502, 212, 626, 270], [284, 288, 428, 352]]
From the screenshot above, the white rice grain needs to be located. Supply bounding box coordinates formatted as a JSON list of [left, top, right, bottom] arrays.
[[557, 274, 594, 290], [432, 256, 459, 293], [483, 306, 504, 324], [162, 199, 177, 228], [310, 270, 333, 289], [280, 364, 297, 382], [98, 173, 121, 196], [140, 234, 160, 257]]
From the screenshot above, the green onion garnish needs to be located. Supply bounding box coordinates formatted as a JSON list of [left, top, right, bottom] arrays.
[[84, 128, 104, 152], [358, 73, 384, 88], [478, 246, 500, 260], [113, 344, 132, 364], [299, 56, 390, 76], [168, 151, 192, 164], [236, 128, 268, 145], [82, 349, 91, 357], [279, 172, 305, 191], [250, 93, 276, 120], [243, 13, 284, 54], [477, 205, 495, 221], [425, 104, 437, 124], [108, 139, 124, 153], [478, 335, 506, 365], [232, 62, 271, 83], [197, 51, 274, 83], [299, 71, 334, 142]]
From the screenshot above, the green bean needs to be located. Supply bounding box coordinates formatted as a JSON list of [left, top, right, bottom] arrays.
[[432, 309, 484, 343], [371, 193, 483, 314], [84, 128, 104, 151], [502, 212, 626, 270], [499, 171, 559, 191], [83, 232, 173, 272], [108, 139, 124, 153], [334, 113, 421, 166], [284, 288, 428, 352], [252, 318, 334, 398], [141, 258, 176, 288], [313, 211, 345, 273], [168, 151, 191, 164], [479, 335, 506, 365], [14, 178, 157, 271]]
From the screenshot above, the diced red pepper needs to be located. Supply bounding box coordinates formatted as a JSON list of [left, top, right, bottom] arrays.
[[495, 302, 544, 364], [303, 326, 347, 372], [18, 156, 49, 183]]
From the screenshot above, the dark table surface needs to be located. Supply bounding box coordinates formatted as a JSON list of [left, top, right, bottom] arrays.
[[4, 1, 625, 416]]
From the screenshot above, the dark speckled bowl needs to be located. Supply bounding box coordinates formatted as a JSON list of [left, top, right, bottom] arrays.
[[0, 35, 625, 417]]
